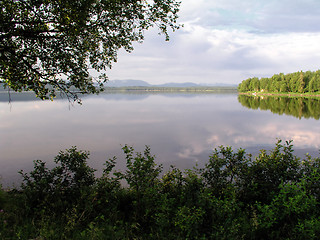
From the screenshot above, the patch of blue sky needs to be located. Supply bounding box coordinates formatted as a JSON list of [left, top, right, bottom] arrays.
[[197, 8, 261, 33], [214, 8, 258, 22]]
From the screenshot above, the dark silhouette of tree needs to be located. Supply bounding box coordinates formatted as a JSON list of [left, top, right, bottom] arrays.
[[0, 0, 181, 102]]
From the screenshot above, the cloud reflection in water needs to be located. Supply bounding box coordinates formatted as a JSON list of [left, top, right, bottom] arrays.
[[1, 93, 320, 186]]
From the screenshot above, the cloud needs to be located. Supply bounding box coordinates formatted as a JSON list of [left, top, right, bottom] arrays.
[[107, 0, 320, 85], [180, 0, 320, 33], [255, 0, 320, 33]]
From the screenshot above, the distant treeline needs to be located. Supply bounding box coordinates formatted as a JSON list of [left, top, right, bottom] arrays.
[[238, 70, 320, 93], [238, 95, 320, 120]]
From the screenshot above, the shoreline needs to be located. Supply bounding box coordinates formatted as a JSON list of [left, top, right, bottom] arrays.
[[239, 92, 320, 98]]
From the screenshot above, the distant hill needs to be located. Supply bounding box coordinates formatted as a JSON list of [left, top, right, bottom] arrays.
[[106, 80, 151, 87], [155, 82, 199, 87], [202, 83, 238, 87], [0, 83, 6, 91], [1, 80, 236, 90], [105, 80, 237, 88]]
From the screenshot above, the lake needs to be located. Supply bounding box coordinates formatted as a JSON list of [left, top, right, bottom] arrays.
[[1, 92, 320, 187]]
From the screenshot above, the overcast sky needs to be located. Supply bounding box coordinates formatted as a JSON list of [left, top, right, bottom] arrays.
[[107, 0, 320, 85]]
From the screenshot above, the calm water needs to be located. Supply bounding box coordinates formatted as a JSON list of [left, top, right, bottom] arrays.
[[1, 92, 320, 186]]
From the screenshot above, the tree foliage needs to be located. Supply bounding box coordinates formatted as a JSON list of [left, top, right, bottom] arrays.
[[2, 140, 320, 239], [238, 70, 320, 94], [0, 0, 181, 102]]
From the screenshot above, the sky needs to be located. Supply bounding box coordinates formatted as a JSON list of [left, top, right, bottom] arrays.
[[107, 0, 320, 85]]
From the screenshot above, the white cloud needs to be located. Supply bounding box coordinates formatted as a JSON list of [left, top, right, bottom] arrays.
[[107, 0, 320, 85]]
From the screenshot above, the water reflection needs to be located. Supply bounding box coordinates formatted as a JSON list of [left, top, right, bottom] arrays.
[[1, 92, 320, 186], [238, 95, 320, 120]]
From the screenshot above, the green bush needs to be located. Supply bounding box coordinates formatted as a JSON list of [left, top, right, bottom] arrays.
[[1, 140, 320, 239]]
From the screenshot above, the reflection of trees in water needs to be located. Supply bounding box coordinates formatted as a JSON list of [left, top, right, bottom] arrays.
[[238, 95, 320, 120]]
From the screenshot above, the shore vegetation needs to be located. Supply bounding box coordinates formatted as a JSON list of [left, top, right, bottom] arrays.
[[238, 70, 320, 96], [1, 140, 320, 239]]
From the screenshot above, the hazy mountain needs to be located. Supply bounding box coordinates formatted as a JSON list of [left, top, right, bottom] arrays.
[[106, 80, 151, 87], [105, 80, 235, 88], [106, 80, 198, 88], [0, 83, 6, 91], [199, 82, 238, 87], [155, 82, 199, 87]]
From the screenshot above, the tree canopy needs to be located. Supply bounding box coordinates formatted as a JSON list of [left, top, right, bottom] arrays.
[[238, 70, 320, 94], [0, 0, 181, 102]]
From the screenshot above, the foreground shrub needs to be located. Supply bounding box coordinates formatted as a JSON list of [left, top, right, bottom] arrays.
[[1, 140, 320, 239]]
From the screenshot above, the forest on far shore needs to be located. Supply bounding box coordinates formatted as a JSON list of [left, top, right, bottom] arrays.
[[238, 70, 320, 93]]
